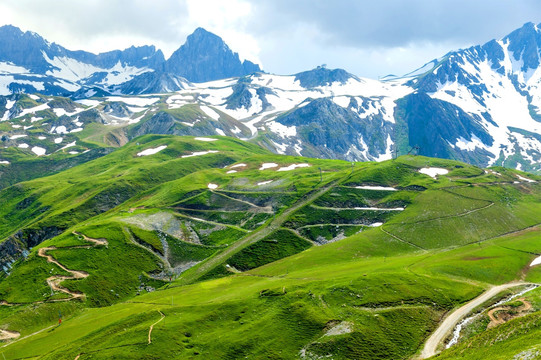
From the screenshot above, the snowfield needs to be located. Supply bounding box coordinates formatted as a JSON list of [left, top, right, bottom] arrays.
[[137, 145, 167, 156], [516, 174, 536, 183], [419, 167, 449, 178], [31, 146, 46, 156], [230, 163, 247, 168], [355, 185, 397, 191], [277, 163, 310, 171], [259, 163, 278, 170], [181, 150, 219, 158], [107, 97, 160, 107]]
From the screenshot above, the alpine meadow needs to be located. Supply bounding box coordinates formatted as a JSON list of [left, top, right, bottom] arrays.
[[1, 2, 541, 359]]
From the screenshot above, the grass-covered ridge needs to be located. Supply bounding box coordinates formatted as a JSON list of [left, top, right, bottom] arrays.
[[0, 136, 540, 359]]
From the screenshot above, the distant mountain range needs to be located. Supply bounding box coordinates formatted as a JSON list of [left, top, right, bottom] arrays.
[[0, 25, 260, 95], [0, 23, 540, 173]]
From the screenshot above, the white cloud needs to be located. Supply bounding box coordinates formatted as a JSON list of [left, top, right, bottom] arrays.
[[0, 0, 538, 78]]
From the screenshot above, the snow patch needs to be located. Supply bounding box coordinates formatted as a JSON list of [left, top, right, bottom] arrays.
[[419, 167, 449, 179], [18, 103, 49, 118], [531, 255, 541, 267], [231, 163, 247, 168], [277, 163, 310, 171], [516, 174, 536, 183], [267, 121, 296, 138], [76, 99, 101, 107], [355, 186, 397, 191], [354, 207, 404, 211], [51, 126, 67, 134], [454, 134, 487, 152], [59, 141, 76, 150], [18, 143, 29, 149], [200, 106, 220, 120], [257, 180, 273, 186], [137, 145, 167, 157], [0, 160, 10, 165], [226, 170, 237, 174], [207, 183, 218, 189], [0, 62, 30, 74], [259, 163, 278, 170], [54, 137, 63, 144], [194, 137, 218, 142], [181, 150, 219, 158], [5, 100, 15, 110], [332, 96, 351, 108], [9, 134, 27, 140], [31, 146, 46, 156], [106, 96, 159, 107]]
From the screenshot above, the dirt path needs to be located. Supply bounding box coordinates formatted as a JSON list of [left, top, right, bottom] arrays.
[[73, 232, 108, 247], [395, 202, 494, 226], [380, 226, 426, 251], [0, 329, 20, 341], [487, 297, 531, 328], [212, 190, 273, 212], [178, 180, 340, 284], [311, 205, 405, 211], [420, 282, 529, 359], [148, 310, 165, 344], [172, 211, 249, 233], [1, 325, 55, 348], [0, 233, 107, 346], [37, 232, 108, 301]]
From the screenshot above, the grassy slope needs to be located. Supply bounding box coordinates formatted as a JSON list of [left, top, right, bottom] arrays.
[[0, 141, 540, 359]]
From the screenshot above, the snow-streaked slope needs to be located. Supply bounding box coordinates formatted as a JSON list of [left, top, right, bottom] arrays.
[[424, 30, 541, 168]]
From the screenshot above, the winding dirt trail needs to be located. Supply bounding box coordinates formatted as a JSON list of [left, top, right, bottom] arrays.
[[38, 246, 88, 300], [487, 298, 531, 328], [148, 310, 165, 344], [37, 232, 108, 301], [0, 232, 108, 345], [420, 282, 529, 359], [0, 324, 55, 348]]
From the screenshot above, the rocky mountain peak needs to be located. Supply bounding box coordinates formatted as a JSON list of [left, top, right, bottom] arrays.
[[165, 27, 261, 83]]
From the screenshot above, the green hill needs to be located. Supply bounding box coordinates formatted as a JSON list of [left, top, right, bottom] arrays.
[[0, 135, 540, 359]]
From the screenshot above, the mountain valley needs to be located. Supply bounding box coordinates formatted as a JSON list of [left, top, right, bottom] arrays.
[[0, 19, 541, 360]]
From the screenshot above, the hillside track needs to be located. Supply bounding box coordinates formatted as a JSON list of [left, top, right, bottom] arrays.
[[177, 180, 342, 285], [420, 282, 533, 359], [1, 232, 108, 307], [38, 232, 108, 301], [380, 226, 426, 251], [148, 310, 165, 344]]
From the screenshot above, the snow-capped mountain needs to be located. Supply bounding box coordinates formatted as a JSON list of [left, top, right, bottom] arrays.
[[400, 21, 541, 171], [164, 28, 261, 83], [0, 23, 541, 173], [0, 25, 260, 96]]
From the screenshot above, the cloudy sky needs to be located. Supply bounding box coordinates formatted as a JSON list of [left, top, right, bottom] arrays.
[[0, 0, 540, 78]]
